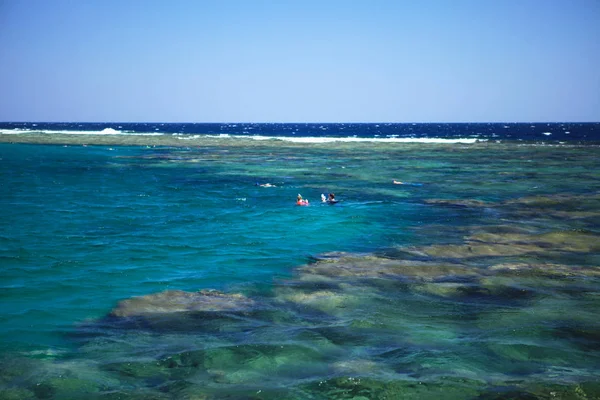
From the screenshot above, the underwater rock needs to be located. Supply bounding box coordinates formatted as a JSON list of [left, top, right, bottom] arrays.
[[298, 253, 478, 283], [97, 391, 171, 400], [474, 388, 540, 400], [425, 191, 600, 222], [30, 376, 101, 399], [411, 282, 477, 298], [410, 273, 562, 305], [411, 229, 600, 260], [102, 343, 329, 388], [503, 191, 600, 209], [110, 289, 255, 317], [94, 289, 263, 334], [274, 288, 357, 315], [552, 323, 600, 351], [489, 262, 600, 278], [101, 351, 210, 393], [424, 199, 490, 208], [468, 230, 600, 253], [476, 296, 600, 332], [201, 343, 328, 384], [103, 360, 171, 380], [426, 192, 600, 212], [542, 210, 600, 219], [300, 376, 486, 400], [0, 388, 35, 400], [331, 359, 385, 375], [0, 355, 128, 400], [412, 242, 542, 259], [486, 342, 579, 366], [277, 253, 486, 319], [0, 356, 40, 387], [524, 381, 600, 400]]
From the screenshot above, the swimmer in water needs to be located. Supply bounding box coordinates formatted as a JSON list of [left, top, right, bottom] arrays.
[[393, 180, 423, 186], [321, 193, 339, 204], [296, 194, 309, 206]]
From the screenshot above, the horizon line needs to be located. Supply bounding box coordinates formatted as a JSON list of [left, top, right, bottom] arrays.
[[2, 120, 600, 125]]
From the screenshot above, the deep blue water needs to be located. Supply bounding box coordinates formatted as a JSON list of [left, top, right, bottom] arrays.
[[1, 121, 599, 142]]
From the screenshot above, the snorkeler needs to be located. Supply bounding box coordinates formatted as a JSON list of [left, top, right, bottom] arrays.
[[321, 193, 339, 204], [296, 194, 309, 206]]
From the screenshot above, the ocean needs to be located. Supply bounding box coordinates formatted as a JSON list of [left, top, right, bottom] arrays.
[[1, 122, 599, 399]]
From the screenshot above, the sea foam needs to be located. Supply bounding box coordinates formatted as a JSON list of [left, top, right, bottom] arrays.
[[0, 128, 163, 136]]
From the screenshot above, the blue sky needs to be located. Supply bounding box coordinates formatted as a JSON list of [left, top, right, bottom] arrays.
[[1, 0, 598, 122]]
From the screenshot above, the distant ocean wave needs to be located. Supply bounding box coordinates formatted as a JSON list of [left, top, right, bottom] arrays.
[[0, 128, 483, 144], [0, 127, 164, 136]]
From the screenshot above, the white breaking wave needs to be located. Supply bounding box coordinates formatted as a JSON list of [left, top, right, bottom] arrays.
[[0, 129, 27, 135], [1, 128, 484, 144], [0, 128, 163, 136], [98, 128, 120, 135]]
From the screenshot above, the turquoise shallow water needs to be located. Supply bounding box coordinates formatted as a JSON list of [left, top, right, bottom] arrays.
[[1, 142, 420, 349], [1, 135, 600, 399]]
